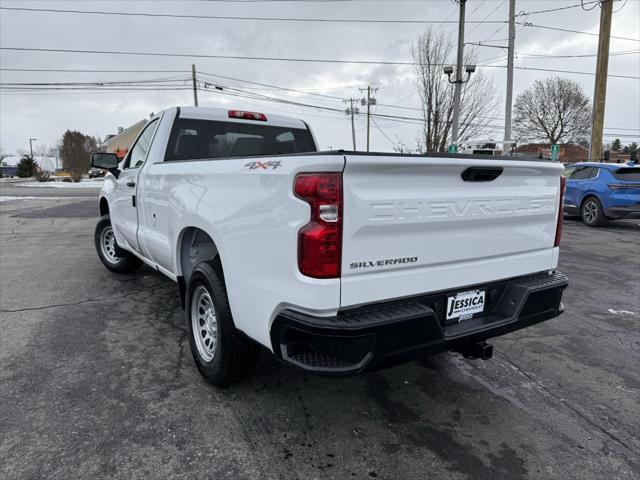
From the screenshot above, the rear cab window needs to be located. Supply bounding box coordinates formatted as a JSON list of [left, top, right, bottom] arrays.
[[613, 167, 640, 181], [164, 118, 317, 162]]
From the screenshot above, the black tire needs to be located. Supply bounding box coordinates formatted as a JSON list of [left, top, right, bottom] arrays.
[[94, 214, 143, 273], [185, 261, 260, 387], [581, 196, 607, 227]]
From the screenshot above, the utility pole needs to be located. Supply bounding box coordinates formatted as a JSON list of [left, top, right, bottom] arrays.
[[590, 0, 613, 162], [344, 99, 359, 150], [192, 64, 199, 107], [29, 137, 36, 159], [359, 86, 378, 152], [504, 0, 516, 153], [451, 0, 467, 148]]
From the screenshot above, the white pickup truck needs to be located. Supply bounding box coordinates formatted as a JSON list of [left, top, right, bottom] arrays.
[[92, 106, 568, 386]]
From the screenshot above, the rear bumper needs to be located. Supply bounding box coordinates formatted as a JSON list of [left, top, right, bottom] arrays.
[[270, 271, 568, 374], [605, 203, 640, 219]]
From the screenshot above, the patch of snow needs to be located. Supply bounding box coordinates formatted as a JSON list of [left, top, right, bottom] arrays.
[[21, 180, 104, 188], [1, 196, 52, 202], [608, 308, 637, 316]]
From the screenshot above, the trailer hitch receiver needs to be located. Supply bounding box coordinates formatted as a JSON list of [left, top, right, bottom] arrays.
[[457, 341, 493, 360]]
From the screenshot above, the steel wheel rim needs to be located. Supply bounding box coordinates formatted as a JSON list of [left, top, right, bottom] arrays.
[[191, 285, 217, 362], [100, 226, 120, 264], [583, 200, 598, 224]]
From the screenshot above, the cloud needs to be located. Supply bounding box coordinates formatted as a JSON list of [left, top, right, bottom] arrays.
[[1, 0, 638, 153]]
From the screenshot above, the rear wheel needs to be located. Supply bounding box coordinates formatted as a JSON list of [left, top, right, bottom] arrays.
[[94, 214, 143, 273], [581, 197, 606, 227], [185, 261, 260, 387]]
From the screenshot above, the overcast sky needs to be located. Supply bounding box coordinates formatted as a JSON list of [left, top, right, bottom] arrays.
[[1, 0, 639, 154]]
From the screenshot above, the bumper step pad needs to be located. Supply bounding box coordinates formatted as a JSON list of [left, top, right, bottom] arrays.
[[271, 271, 568, 374]]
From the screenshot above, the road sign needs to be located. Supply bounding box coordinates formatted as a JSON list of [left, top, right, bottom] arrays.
[[448, 144, 458, 153], [550, 144, 560, 161]]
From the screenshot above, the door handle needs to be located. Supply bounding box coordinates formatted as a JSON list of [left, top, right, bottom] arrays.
[[126, 181, 136, 188]]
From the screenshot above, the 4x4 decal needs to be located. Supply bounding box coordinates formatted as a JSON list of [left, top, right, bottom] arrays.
[[244, 160, 282, 170]]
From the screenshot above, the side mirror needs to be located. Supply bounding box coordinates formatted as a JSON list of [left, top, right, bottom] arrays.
[[91, 152, 119, 170]]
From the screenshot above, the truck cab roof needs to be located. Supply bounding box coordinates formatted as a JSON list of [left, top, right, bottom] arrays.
[[176, 106, 309, 130]]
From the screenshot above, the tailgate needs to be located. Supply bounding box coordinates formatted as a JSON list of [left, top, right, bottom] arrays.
[[340, 154, 564, 307]]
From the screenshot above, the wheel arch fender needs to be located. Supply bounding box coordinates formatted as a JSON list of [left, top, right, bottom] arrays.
[[99, 196, 110, 216], [580, 193, 600, 209], [175, 222, 224, 308]]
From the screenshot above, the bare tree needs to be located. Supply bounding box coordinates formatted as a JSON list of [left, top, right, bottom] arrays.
[[412, 28, 499, 152], [513, 77, 591, 144]]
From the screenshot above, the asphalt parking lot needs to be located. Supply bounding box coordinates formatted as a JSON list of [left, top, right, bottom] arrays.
[[1, 187, 639, 480]]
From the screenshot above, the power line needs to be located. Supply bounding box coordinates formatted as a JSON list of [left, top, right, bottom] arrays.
[[515, 50, 639, 59], [581, 0, 600, 12], [0, 76, 191, 87], [517, 0, 600, 16], [466, 0, 506, 36], [371, 117, 400, 149], [0, 6, 507, 25], [2, 77, 634, 138], [197, 70, 345, 101], [2, 47, 638, 79], [4, 4, 637, 42], [0, 67, 189, 74], [517, 21, 640, 42]]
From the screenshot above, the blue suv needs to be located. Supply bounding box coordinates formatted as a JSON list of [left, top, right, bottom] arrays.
[[563, 162, 640, 226]]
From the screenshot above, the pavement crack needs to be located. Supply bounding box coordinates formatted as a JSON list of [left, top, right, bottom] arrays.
[[0, 282, 169, 314], [497, 351, 639, 457], [0, 297, 104, 313]]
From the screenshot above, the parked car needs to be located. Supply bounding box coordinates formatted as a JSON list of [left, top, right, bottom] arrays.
[[88, 168, 106, 178], [562, 162, 640, 226], [91, 106, 568, 386]]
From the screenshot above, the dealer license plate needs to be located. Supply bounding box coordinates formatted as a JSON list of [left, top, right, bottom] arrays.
[[446, 289, 485, 321]]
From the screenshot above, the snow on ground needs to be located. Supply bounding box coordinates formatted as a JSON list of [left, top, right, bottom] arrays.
[[21, 179, 104, 188], [0, 196, 50, 202]]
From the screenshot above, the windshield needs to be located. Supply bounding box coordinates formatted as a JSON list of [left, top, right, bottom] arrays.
[[165, 118, 317, 161]]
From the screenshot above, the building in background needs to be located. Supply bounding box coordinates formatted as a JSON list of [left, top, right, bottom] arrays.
[[516, 143, 589, 163], [100, 118, 148, 159], [0, 156, 58, 176]]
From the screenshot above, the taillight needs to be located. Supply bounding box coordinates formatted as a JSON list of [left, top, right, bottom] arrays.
[[554, 175, 566, 247], [294, 173, 342, 278], [228, 110, 267, 121]]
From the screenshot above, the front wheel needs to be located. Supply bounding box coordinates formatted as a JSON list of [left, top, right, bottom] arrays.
[[94, 214, 143, 273], [185, 261, 260, 387], [581, 197, 606, 227]]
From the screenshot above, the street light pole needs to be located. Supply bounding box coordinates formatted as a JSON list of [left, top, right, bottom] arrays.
[[29, 138, 37, 158]]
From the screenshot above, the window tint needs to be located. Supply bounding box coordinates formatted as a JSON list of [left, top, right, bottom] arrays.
[[614, 167, 640, 181], [125, 119, 159, 169], [164, 118, 317, 162], [570, 167, 595, 180], [562, 166, 576, 178]]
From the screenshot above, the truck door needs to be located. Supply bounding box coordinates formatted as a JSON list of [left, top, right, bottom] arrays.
[[111, 118, 159, 253]]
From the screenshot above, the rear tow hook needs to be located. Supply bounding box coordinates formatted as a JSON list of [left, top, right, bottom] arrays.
[[457, 341, 494, 361]]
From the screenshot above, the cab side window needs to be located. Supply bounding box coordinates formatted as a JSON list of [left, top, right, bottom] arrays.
[[124, 119, 159, 169], [570, 167, 594, 180]]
